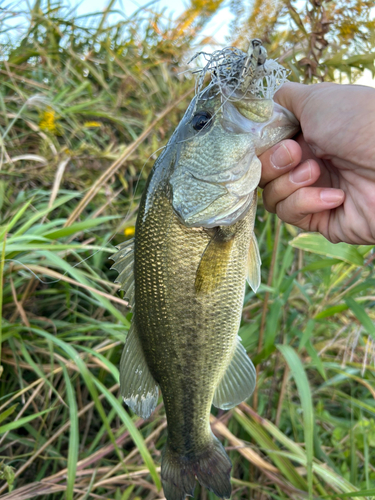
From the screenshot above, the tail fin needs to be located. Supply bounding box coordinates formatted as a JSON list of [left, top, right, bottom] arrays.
[[161, 434, 232, 500]]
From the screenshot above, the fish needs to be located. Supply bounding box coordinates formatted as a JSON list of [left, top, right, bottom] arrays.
[[111, 40, 299, 500]]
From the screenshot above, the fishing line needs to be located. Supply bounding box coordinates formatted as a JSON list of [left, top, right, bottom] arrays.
[[71, 142, 169, 262], [174, 42, 289, 148], [5, 143, 170, 287], [3, 259, 62, 285], [7, 41, 287, 289], [173, 79, 246, 148]]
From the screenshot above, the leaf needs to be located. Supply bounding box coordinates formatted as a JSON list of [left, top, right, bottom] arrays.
[[43, 216, 118, 239], [62, 365, 79, 500], [264, 299, 282, 351], [5, 243, 112, 254], [305, 341, 326, 380], [0, 409, 53, 434], [0, 405, 18, 425], [289, 233, 364, 266], [234, 409, 307, 490], [298, 319, 315, 350], [13, 194, 78, 237], [345, 297, 375, 340], [30, 328, 124, 465], [277, 345, 314, 500], [301, 258, 342, 272], [315, 304, 348, 319], [0, 199, 34, 241], [248, 411, 366, 498], [323, 489, 375, 498], [94, 379, 162, 491]]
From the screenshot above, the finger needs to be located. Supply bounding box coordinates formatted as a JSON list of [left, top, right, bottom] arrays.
[[275, 187, 345, 228], [263, 159, 321, 213], [273, 82, 313, 120], [259, 139, 302, 188]]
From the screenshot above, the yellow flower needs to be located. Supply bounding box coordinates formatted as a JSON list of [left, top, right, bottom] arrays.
[[84, 121, 102, 127], [39, 106, 58, 134], [124, 226, 135, 237]]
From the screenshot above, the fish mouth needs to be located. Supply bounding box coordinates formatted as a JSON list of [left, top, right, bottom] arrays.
[[234, 98, 274, 123], [220, 84, 274, 124], [221, 99, 299, 155], [221, 100, 270, 135]]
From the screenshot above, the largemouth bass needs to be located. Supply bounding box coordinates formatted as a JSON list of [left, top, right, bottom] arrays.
[[111, 41, 299, 500]]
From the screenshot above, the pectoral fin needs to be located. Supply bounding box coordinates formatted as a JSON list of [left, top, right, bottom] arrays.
[[195, 229, 235, 295], [213, 336, 256, 410], [110, 238, 135, 307], [120, 319, 159, 419], [246, 233, 261, 293]]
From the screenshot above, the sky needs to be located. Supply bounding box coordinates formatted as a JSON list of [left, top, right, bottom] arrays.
[[71, 0, 374, 87], [74, 0, 234, 44], [4, 0, 374, 87]]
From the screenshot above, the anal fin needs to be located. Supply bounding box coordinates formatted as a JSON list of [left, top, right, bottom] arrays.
[[213, 336, 256, 410], [120, 318, 159, 419]]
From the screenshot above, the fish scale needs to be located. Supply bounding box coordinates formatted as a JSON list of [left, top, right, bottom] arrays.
[[136, 186, 246, 453]]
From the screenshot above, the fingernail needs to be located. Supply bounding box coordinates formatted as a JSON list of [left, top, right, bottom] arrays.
[[320, 189, 344, 204], [270, 143, 293, 169], [290, 161, 311, 184]]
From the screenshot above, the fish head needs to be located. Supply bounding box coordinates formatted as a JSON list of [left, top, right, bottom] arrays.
[[169, 84, 299, 228]]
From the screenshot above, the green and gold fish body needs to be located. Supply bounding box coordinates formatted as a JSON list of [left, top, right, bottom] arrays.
[[135, 179, 257, 499], [111, 45, 299, 500]]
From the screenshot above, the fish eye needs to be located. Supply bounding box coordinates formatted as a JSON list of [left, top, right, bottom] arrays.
[[191, 111, 212, 131]]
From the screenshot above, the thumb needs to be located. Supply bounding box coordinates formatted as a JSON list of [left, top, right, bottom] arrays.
[[274, 82, 311, 122]]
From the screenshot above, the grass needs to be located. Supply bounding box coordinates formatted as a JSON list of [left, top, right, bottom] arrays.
[[0, 0, 375, 499]]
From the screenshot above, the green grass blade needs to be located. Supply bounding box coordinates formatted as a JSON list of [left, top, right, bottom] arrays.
[[0, 404, 18, 424], [234, 409, 307, 489], [43, 216, 118, 239], [13, 194, 78, 237], [0, 199, 34, 240], [30, 327, 124, 464], [0, 408, 53, 433], [345, 297, 375, 340], [323, 489, 375, 498], [61, 364, 79, 500], [94, 378, 162, 491], [277, 345, 314, 500]]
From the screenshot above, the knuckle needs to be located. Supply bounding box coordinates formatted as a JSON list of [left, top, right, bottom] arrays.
[[275, 188, 307, 224], [293, 187, 309, 209], [275, 200, 289, 222], [262, 190, 276, 213]]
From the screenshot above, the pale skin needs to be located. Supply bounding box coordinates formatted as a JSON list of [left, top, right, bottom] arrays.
[[258, 82, 375, 245]]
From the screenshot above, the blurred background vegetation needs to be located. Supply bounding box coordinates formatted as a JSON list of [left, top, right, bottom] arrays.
[[0, 0, 375, 498]]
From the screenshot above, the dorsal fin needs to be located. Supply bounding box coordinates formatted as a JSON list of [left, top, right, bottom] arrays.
[[110, 238, 135, 307], [213, 336, 256, 410], [119, 318, 159, 419]]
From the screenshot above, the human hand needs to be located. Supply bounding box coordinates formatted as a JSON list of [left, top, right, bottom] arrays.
[[259, 82, 375, 244]]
